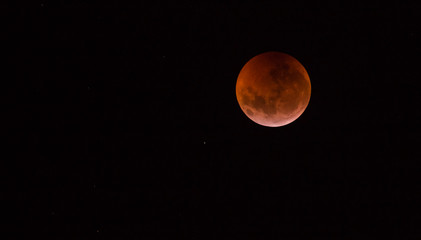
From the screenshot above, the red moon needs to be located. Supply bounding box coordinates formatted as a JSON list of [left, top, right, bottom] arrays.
[[236, 52, 311, 127]]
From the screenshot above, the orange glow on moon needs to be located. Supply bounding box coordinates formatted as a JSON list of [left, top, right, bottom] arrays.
[[236, 52, 311, 127]]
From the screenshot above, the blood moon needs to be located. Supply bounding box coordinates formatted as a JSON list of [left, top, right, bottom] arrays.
[[236, 52, 311, 127]]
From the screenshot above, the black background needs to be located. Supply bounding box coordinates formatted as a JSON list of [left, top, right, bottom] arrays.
[[7, 0, 421, 238]]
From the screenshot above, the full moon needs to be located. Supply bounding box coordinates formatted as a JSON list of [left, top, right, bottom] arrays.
[[236, 51, 311, 127]]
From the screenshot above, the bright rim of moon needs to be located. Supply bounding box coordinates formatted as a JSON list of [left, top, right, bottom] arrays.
[[236, 51, 311, 127]]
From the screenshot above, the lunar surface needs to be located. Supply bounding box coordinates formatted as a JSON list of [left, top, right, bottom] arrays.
[[236, 51, 311, 127]]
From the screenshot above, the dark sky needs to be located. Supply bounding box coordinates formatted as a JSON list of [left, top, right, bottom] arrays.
[[8, 0, 421, 238]]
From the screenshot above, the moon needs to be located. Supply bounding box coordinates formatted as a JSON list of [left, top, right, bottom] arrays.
[[236, 51, 311, 127]]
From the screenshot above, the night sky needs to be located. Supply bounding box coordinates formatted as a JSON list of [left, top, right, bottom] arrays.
[[8, 1, 421, 238]]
